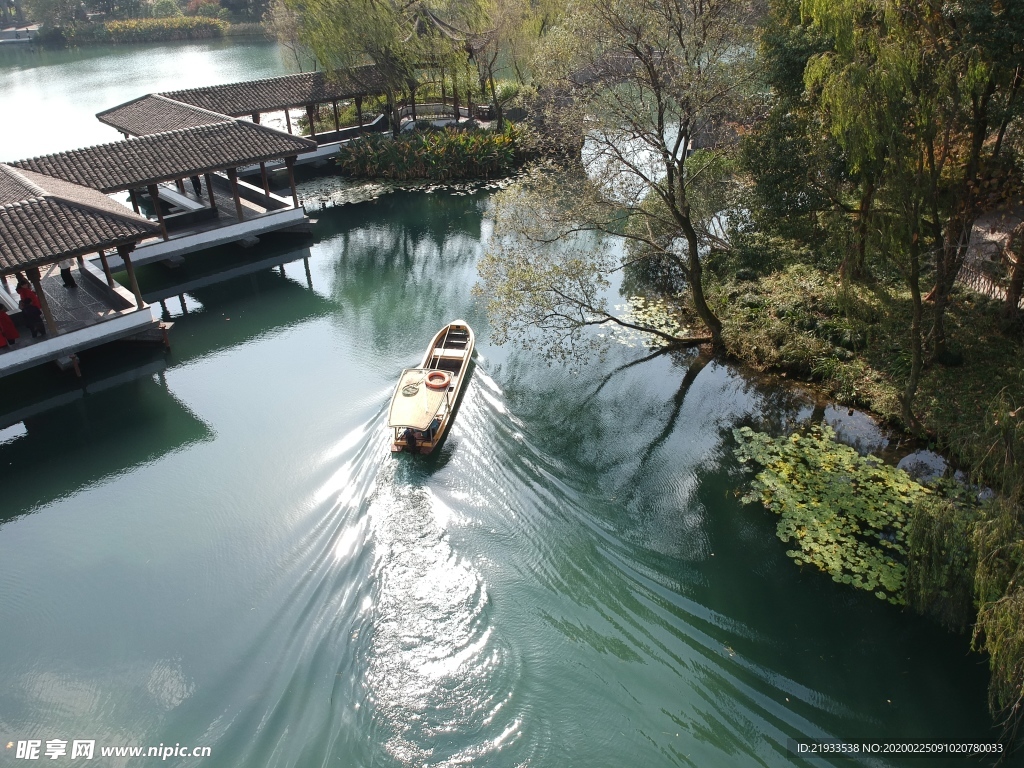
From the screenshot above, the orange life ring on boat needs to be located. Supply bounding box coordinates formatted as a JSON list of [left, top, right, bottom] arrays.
[[425, 370, 452, 390]]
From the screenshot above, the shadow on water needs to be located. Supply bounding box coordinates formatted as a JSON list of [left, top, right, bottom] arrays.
[[0, 367, 212, 519], [476, 343, 996, 765]]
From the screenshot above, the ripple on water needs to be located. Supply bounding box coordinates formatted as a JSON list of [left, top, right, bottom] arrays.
[[361, 463, 524, 767]]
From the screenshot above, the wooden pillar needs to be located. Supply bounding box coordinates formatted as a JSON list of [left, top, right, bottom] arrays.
[[226, 167, 244, 222], [118, 244, 144, 309], [332, 100, 340, 132], [28, 267, 57, 335], [147, 184, 169, 240], [304, 256, 313, 291], [179, 294, 188, 315], [204, 173, 217, 212], [285, 108, 293, 134], [251, 111, 260, 124], [97, 249, 115, 289], [285, 156, 299, 208], [306, 104, 317, 139], [129, 188, 140, 214], [175, 178, 186, 194], [356, 97, 363, 130], [259, 162, 270, 197]]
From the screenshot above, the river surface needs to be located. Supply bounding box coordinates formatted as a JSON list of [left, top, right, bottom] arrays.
[[0, 41, 1004, 767]]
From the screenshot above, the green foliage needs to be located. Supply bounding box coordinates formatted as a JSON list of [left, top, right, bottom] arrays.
[[104, 15, 225, 39], [25, 0, 80, 30], [975, 585, 1024, 742], [476, 171, 616, 363], [739, 110, 831, 244], [335, 125, 523, 181], [905, 494, 980, 632], [971, 495, 1024, 739], [733, 424, 933, 604], [150, 0, 182, 17]]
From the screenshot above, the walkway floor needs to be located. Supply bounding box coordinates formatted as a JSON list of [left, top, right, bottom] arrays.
[[2, 263, 125, 353]]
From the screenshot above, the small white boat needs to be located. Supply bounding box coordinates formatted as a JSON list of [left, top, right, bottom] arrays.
[[388, 321, 475, 454]]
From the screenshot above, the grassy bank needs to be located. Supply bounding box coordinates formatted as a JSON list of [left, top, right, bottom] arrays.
[[709, 262, 1023, 476]]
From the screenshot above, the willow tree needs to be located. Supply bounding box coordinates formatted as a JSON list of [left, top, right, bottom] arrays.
[[265, 0, 318, 72], [478, 0, 758, 352], [286, 0, 434, 137], [801, 0, 1024, 362]]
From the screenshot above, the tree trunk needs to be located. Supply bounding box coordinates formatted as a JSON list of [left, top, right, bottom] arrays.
[[929, 213, 973, 363], [670, 166, 722, 346], [844, 179, 874, 282], [902, 231, 924, 433], [675, 209, 722, 346], [387, 91, 400, 139], [488, 73, 503, 129]]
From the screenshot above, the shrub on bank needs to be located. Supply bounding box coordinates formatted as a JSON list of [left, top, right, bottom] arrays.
[[335, 125, 524, 181], [104, 16, 227, 42]]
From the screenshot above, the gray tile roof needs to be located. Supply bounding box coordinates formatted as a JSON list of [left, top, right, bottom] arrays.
[[97, 94, 231, 137], [0, 164, 161, 275], [10, 121, 316, 193], [161, 68, 388, 116]]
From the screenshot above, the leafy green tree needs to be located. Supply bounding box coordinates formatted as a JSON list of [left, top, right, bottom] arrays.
[[287, 0, 421, 136], [479, 0, 758, 351], [25, 0, 81, 28], [742, 0, 846, 259], [151, 0, 182, 16], [288, 0, 488, 137], [801, 0, 1024, 361], [264, 0, 317, 70]]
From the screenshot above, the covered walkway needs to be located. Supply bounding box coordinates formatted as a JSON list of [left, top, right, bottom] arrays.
[[100, 69, 391, 146], [0, 163, 164, 378], [10, 118, 316, 269]]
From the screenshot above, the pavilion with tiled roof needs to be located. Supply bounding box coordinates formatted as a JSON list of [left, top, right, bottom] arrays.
[[98, 69, 390, 145], [97, 94, 231, 139], [161, 68, 386, 117], [1, 163, 158, 309], [11, 120, 316, 237], [12, 121, 315, 193]]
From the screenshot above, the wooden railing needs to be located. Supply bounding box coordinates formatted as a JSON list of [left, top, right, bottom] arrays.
[[958, 260, 1024, 309]]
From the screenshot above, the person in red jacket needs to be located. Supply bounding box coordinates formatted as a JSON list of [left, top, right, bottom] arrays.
[[0, 305, 19, 346], [16, 278, 41, 310]]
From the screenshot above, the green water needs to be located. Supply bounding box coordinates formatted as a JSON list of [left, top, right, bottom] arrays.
[[0, 42, 1005, 768]]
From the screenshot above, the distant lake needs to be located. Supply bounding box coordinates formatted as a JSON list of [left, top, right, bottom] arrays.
[[0, 39, 294, 159]]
